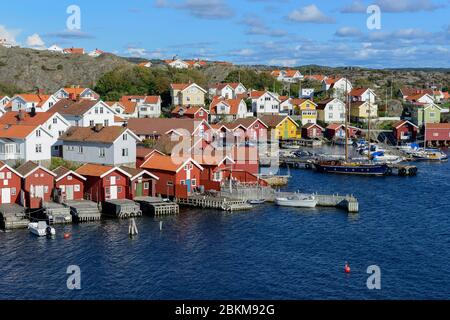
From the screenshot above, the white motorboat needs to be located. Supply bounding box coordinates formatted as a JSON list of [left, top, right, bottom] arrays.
[[247, 199, 266, 205], [28, 221, 56, 237], [275, 194, 318, 208]]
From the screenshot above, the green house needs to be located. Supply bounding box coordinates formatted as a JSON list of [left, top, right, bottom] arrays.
[[412, 103, 442, 127]]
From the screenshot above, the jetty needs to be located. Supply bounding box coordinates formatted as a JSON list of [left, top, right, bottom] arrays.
[[0, 204, 29, 230], [134, 196, 179, 216], [220, 185, 359, 213], [103, 199, 142, 219], [176, 195, 253, 212], [43, 202, 72, 224], [63, 200, 101, 222]]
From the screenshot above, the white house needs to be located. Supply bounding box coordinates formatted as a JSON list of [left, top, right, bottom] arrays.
[[50, 99, 118, 127], [209, 83, 247, 99], [209, 97, 252, 122], [322, 77, 353, 99], [48, 44, 64, 53], [10, 94, 59, 113], [138, 61, 152, 68], [0, 38, 13, 48], [300, 88, 315, 99], [59, 126, 141, 167], [0, 96, 10, 112], [0, 124, 53, 164], [249, 90, 280, 116], [317, 98, 346, 124], [271, 70, 304, 83], [88, 49, 105, 57], [349, 87, 377, 104], [165, 59, 189, 69], [114, 95, 162, 118], [53, 87, 100, 100], [0, 111, 70, 157], [406, 93, 436, 105]]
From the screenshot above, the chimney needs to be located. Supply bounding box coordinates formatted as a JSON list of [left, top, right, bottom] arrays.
[[69, 93, 77, 101], [17, 109, 24, 122], [30, 107, 36, 117], [94, 124, 103, 132]]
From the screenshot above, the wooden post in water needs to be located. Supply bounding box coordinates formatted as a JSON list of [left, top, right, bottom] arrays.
[[129, 218, 138, 237]]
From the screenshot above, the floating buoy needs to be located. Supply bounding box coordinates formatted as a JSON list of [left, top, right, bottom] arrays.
[[344, 263, 351, 274], [64, 233, 71, 239]]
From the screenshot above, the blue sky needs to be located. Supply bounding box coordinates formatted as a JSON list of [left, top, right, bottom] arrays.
[[1, 0, 450, 67]]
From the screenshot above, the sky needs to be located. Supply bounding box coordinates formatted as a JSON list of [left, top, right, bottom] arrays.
[[1, 0, 450, 68]]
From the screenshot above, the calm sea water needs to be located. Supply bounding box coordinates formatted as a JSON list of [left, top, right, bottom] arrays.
[[1, 147, 449, 300]]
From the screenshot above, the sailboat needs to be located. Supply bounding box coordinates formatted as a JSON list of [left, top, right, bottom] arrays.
[[313, 87, 390, 176]]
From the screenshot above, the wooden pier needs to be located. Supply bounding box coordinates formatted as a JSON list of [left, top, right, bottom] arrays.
[[176, 195, 253, 212], [43, 202, 72, 224], [103, 199, 142, 219], [63, 200, 101, 222], [134, 196, 179, 216], [0, 204, 29, 230], [282, 138, 322, 148]]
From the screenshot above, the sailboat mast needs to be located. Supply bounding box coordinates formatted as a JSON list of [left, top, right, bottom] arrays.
[[345, 76, 349, 162], [367, 92, 371, 161]]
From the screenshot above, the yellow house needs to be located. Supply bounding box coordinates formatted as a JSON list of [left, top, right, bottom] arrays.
[[350, 101, 378, 122], [260, 115, 301, 140], [170, 83, 207, 106], [291, 98, 318, 125]]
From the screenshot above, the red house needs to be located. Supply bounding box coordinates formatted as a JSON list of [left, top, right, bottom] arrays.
[[301, 123, 324, 139], [140, 154, 203, 198], [16, 161, 56, 209], [325, 123, 357, 140], [53, 167, 86, 201], [136, 147, 165, 168], [75, 164, 131, 203], [425, 123, 450, 145], [0, 162, 23, 205], [214, 118, 268, 146], [196, 154, 235, 190], [393, 120, 418, 142], [171, 106, 209, 121], [119, 166, 159, 199], [230, 146, 259, 175]]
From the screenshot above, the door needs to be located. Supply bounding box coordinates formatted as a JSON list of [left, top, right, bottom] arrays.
[[110, 176, 116, 185], [1, 188, 11, 204], [35, 186, 44, 198], [110, 186, 118, 200], [136, 183, 143, 197], [186, 180, 192, 193], [312, 128, 317, 137], [66, 185, 74, 201]]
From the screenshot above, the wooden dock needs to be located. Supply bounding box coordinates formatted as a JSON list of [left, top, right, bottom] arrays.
[[0, 204, 29, 230], [103, 199, 142, 219], [176, 195, 253, 212], [63, 200, 101, 222], [43, 202, 72, 224], [134, 196, 179, 216], [282, 138, 322, 148]]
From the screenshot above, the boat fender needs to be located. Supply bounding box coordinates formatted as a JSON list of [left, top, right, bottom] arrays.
[[344, 263, 351, 274], [387, 167, 393, 175], [64, 233, 71, 239]]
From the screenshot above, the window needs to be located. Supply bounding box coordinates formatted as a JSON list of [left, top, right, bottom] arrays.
[[104, 120, 109, 126], [11, 188, 16, 196], [144, 182, 149, 190], [105, 187, 110, 195], [429, 112, 436, 118], [122, 148, 129, 157], [36, 130, 41, 137], [90, 120, 95, 126], [167, 181, 173, 186], [59, 131, 64, 136], [53, 118, 58, 124], [75, 120, 79, 126], [118, 186, 122, 193], [67, 176, 73, 181], [100, 107, 104, 114], [0, 173, 4, 179], [95, 107, 99, 114], [44, 186, 49, 193], [99, 148, 106, 158], [199, 111, 204, 117], [36, 144, 42, 153], [68, 146, 75, 151], [78, 146, 83, 153], [191, 179, 197, 186], [123, 134, 128, 141], [180, 180, 185, 185]]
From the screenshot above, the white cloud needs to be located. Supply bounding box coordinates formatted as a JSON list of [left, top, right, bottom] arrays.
[[341, 0, 367, 13], [288, 5, 335, 24], [127, 47, 147, 57], [26, 33, 46, 49], [228, 48, 254, 57], [375, 0, 444, 12], [335, 27, 362, 37], [0, 25, 20, 45], [241, 16, 288, 37], [268, 58, 299, 67], [156, 0, 234, 19]]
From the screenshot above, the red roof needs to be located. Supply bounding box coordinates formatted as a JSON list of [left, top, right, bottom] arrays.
[[349, 87, 370, 97], [393, 120, 418, 129], [425, 123, 450, 129], [0, 111, 56, 126], [209, 97, 244, 115]]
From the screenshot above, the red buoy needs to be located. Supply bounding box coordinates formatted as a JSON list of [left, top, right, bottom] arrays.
[[344, 263, 351, 273], [64, 233, 71, 239]]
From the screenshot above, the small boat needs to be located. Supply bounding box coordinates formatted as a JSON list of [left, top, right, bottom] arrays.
[[28, 221, 56, 237], [247, 199, 266, 205], [411, 149, 448, 161], [275, 194, 318, 208], [313, 160, 390, 176], [334, 137, 353, 145]]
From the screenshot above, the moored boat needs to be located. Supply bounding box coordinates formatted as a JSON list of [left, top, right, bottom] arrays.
[[247, 199, 266, 205], [313, 160, 391, 176], [28, 221, 56, 237], [275, 194, 318, 208]]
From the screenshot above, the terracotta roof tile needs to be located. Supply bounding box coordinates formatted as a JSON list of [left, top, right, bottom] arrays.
[[59, 126, 128, 144], [76, 163, 114, 177]]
